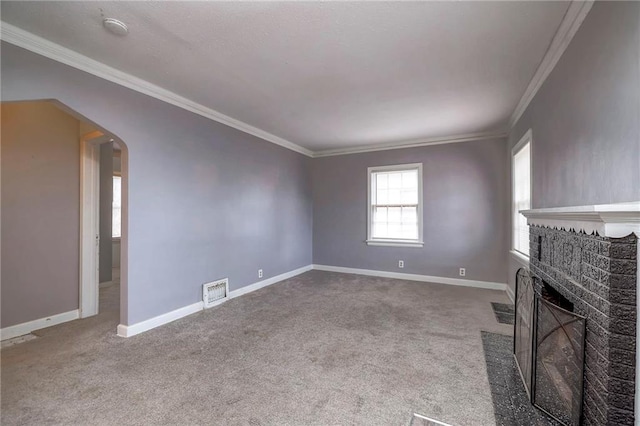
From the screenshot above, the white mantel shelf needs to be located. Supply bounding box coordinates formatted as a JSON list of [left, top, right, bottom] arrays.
[[521, 202, 640, 238]]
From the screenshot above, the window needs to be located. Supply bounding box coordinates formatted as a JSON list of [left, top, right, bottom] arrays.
[[512, 130, 531, 256], [112, 175, 122, 238], [367, 163, 423, 247]]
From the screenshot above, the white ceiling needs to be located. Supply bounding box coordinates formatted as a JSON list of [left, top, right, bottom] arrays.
[[1, 1, 571, 152]]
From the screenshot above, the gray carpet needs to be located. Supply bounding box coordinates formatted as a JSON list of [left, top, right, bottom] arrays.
[[1, 270, 512, 425]]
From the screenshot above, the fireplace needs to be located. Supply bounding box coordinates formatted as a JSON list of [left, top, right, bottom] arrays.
[[516, 203, 640, 426], [534, 281, 586, 425], [515, 270, 587, 425]]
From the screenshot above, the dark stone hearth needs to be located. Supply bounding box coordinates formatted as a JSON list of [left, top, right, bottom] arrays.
[[481, 331, 560, 426], [530, 226, 638, 426]]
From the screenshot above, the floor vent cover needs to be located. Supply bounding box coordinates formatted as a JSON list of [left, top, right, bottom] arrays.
[[203, 278, 229, 308]]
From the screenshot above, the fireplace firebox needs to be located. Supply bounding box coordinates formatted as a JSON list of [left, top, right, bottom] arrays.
[[515, 269, 587, 426], [534, 281, 586, 425]]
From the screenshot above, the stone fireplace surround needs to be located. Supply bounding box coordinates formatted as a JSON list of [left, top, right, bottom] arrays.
[[522, 203, 640, 426]]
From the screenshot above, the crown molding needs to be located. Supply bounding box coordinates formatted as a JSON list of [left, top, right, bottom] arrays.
[[0, 22, 314, 157], [521, 202, 640, 238], [312, 131, 508, 158], [1, 21, 516, 159], [508, 1, 594, 129]]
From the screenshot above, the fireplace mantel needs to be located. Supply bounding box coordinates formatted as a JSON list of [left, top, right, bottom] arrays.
[[521, 202, 640, 238]]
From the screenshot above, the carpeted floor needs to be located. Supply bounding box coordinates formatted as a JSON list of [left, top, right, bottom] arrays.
[[1, 270, 512, 425]]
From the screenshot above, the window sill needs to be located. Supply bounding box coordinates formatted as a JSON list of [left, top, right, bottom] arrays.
[[366, 239, 424, 248], [510, 250, 530, 266], [112, 237, 121, 243]]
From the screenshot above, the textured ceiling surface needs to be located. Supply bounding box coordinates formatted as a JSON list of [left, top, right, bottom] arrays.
[[1, 1, 570, 151]]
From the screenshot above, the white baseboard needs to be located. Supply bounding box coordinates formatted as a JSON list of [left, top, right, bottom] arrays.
[[506, 285, 515, 303], [117, 301, 204, 338], [229, 264, 313, 299], [115, 263, 506, 338], [117, 264, 313, 338], [1, 309, 79, 341], [312, 264, 507, 291]]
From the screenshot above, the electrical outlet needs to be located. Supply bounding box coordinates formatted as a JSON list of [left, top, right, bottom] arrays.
[[398, 260, 404, 268], [258, 269, 263, 279], [459, 268, 466, 277]]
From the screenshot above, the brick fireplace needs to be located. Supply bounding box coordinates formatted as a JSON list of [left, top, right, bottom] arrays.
[[522, 203, 640, 426]]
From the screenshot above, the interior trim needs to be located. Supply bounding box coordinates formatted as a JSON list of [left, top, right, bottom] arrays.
[[1, 1, 593, 156], [313, 131, 507, 157], [521, 202, 640, 238], [115, 262, 510, 338], [227, 265, 313, 300], [116, 264, 313, 338], [506, 285, 515, 304], [0, 22, 314, 158], [508, 0, 594, 129], [117, 301, 204, 338], [510, 250, 530, 267], [0, 309, 80, 341], [313, 264, 507, 291]]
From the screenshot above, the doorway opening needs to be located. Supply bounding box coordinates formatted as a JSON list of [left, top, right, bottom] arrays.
[[0, 100, 128, 340], [79, 130, 126, 325]]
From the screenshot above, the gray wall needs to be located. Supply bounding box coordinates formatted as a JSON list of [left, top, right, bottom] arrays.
[[1, 102, 80, 327], [507, 2, 640, 291], [312, 138, 509, 284], [99, 142, 113, 283], [1, 42, 313, 326], [510, 1, 640, 208]]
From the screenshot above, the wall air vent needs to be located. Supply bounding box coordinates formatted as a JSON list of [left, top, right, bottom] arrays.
[[203, 278, 229, 309]]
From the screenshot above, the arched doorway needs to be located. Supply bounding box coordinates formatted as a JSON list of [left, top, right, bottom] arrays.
[[0, 99, 128, 338]]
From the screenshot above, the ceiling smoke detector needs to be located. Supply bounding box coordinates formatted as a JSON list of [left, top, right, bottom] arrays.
[[103, 18, 128, 36]]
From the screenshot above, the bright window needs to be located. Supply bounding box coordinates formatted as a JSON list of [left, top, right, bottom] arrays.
[[512, 131, 531, 256], [367, 163, 423, 247], [112, 175, 122, 238]]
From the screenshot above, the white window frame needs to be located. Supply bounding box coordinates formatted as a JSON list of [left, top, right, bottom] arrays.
[[511, 129, 532, 258], [367, 163, 424, 248]]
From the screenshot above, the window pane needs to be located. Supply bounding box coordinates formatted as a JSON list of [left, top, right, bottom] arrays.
[[388, 207, 401, 223], [401, 189, 417, 204], [388, 222, 401, 237], [388, 187, 401, 204], [402, 171, 417, 188], [401, 206, 417, 223], [374, 206, 388, 223], [377, 188, 388, 204], [388, 172, 402, 189], [372, 221, 387, 239], [513, 142, 530, 255], [112, 176, 122, 238], [401, 207, 418, 239], [401, 223, 418, 239], [376, 173, 388, 189], [516, 212, 529, 255]]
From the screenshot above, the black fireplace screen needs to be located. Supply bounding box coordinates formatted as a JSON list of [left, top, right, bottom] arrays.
[[533, 296, 586, 425], [513, 268, 586, 426], [514, 268, 535, 397]]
